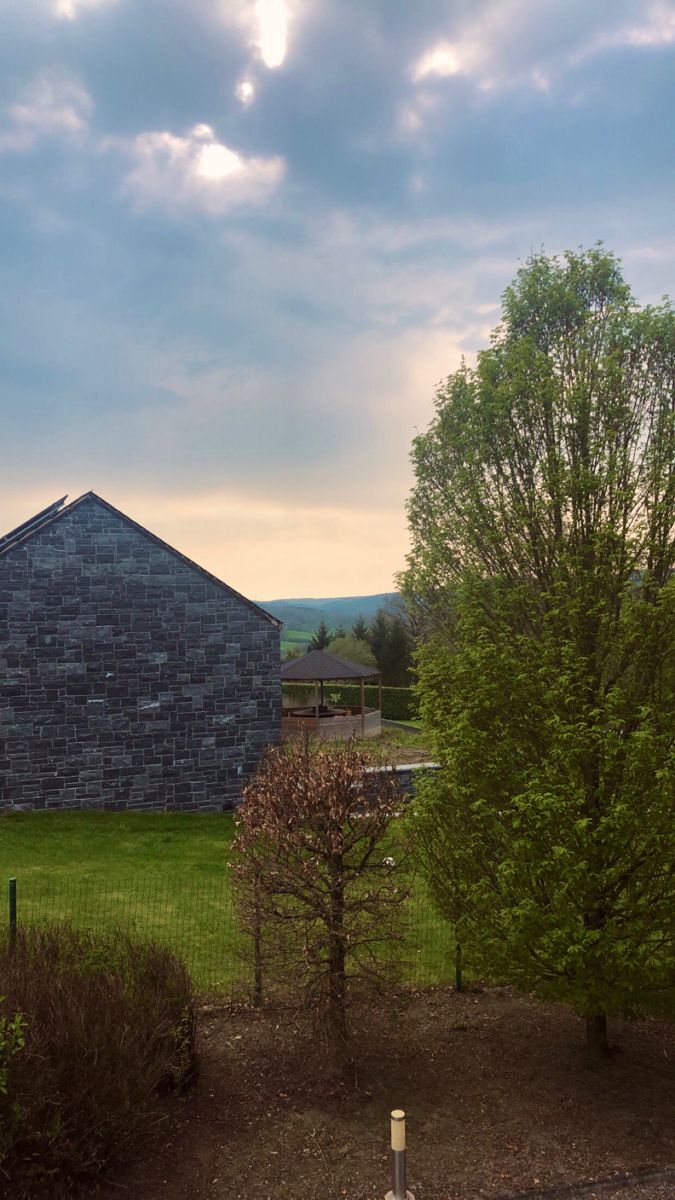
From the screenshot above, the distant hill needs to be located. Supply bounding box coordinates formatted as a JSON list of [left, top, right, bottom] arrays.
[[258, 593, 399, 633]]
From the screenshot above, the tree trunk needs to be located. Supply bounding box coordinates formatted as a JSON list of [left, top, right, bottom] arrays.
[[586, 1012, 609, 1058], [328, 931, 348, 1045], [327, 852, 348, 1050]]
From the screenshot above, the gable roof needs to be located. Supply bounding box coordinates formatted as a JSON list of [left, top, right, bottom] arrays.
[[0, 492, 280, 629], [281, 648, 380, 680]]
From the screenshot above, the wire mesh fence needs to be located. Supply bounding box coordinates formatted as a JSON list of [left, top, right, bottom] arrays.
[[6, 873, 460, 999]]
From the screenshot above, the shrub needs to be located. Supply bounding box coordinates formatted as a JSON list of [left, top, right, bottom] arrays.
[[0, 924, 196, 1197], [232, 741, 411, 1060]]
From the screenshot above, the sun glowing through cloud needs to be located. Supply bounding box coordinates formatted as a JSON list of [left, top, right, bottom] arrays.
[[117, 123, 285, 215], [255, 0, 289, 68], [197, 142, 243, 180], [411, 41, 463, 82], [236, 78, 256, 105]]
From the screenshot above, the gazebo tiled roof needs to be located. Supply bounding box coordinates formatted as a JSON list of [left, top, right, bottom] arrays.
[[280, 648, 380, 681]]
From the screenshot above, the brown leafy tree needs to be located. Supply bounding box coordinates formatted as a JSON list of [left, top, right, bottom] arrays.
[[232, 741, 410, 1055]]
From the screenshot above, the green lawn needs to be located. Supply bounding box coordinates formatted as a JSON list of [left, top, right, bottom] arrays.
[[1, 812, 241, 993], [280, 628, 310, 655], [0, 810, 235, 879], [0, 811, 455, 994]]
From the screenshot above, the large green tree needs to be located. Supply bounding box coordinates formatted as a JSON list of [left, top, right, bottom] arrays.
[[368, 606, 414, 686], [403, 248, 675, 1056]]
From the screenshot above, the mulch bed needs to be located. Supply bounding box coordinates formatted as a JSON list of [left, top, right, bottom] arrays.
[[94, 987, 675, 1200]]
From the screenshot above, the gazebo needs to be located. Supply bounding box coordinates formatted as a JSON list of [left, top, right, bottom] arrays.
[[281, 649, 382, 739]]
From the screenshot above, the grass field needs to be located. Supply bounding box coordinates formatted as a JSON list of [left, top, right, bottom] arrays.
[[0, 810, 454, 994], [1, 812, 241, 992], [280, 627, 310, 655]]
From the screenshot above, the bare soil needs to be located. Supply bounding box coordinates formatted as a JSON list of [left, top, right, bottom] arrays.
[[94, 988, 675, 1200]]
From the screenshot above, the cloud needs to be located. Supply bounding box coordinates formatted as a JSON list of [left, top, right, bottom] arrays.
[[575, 2, 675, 60], [407, 2, 554, 95], [0, 0, 673, 597], [411, 40, 467, 82], [622, 2, 675, 46], [0, 70, 92, 153], [218, 0, 293, 71], [51, 0, 117, 18], [116, 122, 285, 216], [406, 0, 675, 106], [255, 0, 290, 67]]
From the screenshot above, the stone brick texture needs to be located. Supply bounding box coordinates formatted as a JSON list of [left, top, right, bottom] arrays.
[[0, 497, 281, 812]]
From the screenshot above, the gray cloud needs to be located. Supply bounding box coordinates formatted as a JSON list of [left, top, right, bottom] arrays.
[[0, 0, 673, 593]]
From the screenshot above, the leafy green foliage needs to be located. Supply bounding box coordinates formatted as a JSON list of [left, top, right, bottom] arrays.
[[405, 247, 675, 1044], [326, 634, 377, 666], [0, 1010, 24, 1097]]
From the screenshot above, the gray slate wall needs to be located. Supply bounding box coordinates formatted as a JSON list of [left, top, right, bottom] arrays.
[[0, 498, 281, 812]]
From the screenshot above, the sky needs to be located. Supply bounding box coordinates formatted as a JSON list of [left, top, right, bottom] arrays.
[[0, 1, 674, 600]]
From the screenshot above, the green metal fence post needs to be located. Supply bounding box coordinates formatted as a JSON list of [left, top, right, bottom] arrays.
[[455, 942, 463, 993], [9, 877, 17, 950]]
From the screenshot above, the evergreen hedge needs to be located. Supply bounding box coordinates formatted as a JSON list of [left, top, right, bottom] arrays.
[[282, 683, 419, 722]]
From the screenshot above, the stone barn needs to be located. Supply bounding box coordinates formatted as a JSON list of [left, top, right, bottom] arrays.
[[0, 493, 281, 813]]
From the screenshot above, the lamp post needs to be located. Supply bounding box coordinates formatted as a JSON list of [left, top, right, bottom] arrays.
[[385, 1109, 414, 1200]]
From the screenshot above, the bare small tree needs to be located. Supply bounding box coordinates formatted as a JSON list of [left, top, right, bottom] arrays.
[[232, 740, 410, 1055]]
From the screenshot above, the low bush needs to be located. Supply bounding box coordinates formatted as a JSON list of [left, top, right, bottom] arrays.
[[0, 924, 196, 1197], [282, 683, 419, 721]]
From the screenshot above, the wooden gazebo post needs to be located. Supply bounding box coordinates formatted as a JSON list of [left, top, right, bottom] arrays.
[[378, 673, 382, 721], [360, 676, 365, 737], [315, 678, 320, 733]]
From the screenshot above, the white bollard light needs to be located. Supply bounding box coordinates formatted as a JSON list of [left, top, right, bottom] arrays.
[[385, 1108, 414, 1200]]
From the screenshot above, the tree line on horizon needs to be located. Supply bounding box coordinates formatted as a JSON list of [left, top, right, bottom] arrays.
[[291, 602, 415, 687]]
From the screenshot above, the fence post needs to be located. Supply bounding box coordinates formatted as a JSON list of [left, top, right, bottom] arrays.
[[252, 872, 263, 1007], [385, 1109, 414, 1200], [8, 877, 17, 950], [455, 942, 463, 993]]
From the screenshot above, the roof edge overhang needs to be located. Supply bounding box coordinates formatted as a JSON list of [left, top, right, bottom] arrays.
[[280, 648, 381, 681]]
